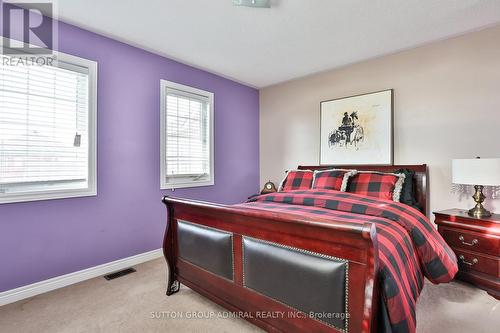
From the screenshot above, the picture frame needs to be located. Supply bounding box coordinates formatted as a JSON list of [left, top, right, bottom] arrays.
[[320, 89, 393, 165]]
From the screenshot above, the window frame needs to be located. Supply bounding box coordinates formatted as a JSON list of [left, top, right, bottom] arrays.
[[0, 37, 98, 204], [160, 79, 214, 190]]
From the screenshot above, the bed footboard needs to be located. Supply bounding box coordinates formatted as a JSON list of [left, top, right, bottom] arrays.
[[162, 196, 379, 333]]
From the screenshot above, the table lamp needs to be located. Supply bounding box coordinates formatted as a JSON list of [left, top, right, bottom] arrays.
[[452, 157, 500, 218]]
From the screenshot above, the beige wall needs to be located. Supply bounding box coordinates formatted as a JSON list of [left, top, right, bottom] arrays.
[[260, 24, 500, 214]]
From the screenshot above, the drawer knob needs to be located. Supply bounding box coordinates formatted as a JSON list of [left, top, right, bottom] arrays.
[[458, 235, 478, 246], [458, 255, 478, 266]]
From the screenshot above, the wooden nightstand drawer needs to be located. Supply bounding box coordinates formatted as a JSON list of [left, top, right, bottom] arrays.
[[453, 248, 500, 276], [441, 227, 500, 256], [434, 209, 500, 300]]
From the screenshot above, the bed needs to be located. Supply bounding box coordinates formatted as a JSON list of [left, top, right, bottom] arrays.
[[161, 164, 458, 333]]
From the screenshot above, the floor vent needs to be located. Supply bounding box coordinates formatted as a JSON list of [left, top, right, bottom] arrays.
[[104, 268, 136, 280]]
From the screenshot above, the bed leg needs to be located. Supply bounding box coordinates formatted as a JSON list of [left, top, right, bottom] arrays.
[[163, 197, 180, 296], [166, 279, 180, 296]]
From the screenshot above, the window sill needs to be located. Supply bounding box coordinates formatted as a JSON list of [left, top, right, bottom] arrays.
[[0, 188, 97, 205], [160, 180, 214, 190]]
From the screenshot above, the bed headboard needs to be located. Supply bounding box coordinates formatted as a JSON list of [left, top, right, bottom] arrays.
[[297, 164, 429, 217]]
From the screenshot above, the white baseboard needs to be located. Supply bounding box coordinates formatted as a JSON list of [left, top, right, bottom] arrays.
[[0, 248, 163, 306]]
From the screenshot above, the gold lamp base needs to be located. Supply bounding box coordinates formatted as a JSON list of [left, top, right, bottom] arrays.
[[468, 185, 491, 218]]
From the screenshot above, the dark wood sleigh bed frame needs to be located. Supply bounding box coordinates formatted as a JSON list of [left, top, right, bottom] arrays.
[[162, 164, 428, 333]]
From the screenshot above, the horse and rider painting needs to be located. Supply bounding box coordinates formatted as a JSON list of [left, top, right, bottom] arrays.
[[329, 111, 364, 148], [320, 89, 393, 165]]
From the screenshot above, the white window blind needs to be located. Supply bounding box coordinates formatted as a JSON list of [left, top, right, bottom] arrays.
[[0, 46, 97, 204], [160, 80, 214, 189]]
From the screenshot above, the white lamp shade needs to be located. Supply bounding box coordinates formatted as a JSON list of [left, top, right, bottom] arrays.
[[452, 158, 500, 186]]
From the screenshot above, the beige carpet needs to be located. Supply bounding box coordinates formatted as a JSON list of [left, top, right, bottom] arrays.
[[0, 258, 498, 333]]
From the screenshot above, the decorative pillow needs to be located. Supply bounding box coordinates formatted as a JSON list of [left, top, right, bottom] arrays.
[[278, 170, 314, 192], [394, 168, 421, 210], [345, 171, 406, 202], [312, 169, 357, 191]]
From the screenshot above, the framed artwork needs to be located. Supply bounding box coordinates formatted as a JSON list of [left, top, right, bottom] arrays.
[[320, 89, 393, 165]]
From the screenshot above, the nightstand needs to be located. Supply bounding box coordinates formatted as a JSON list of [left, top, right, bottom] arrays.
[[434, 209, 500, 300]]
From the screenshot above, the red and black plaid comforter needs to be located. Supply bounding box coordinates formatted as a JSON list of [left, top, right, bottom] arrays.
[[241, 190, 458, 333]]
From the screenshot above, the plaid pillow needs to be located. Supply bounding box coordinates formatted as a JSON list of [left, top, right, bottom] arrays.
[[312, 169, 357, 191], [346, 171, 406, 201], [279, 170, 314, 192]]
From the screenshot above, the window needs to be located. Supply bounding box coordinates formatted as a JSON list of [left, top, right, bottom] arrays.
[[0, 40, 97, 204], [160, 80, 214, 189]]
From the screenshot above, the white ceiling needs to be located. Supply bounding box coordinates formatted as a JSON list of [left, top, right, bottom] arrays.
[[50, 0, 500, 88]]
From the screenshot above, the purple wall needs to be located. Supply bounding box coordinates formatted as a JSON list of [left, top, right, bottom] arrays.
[[0, 16, 259, 292]]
